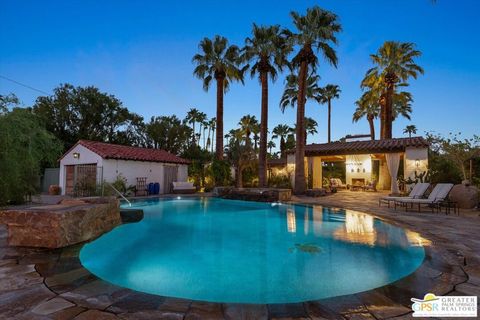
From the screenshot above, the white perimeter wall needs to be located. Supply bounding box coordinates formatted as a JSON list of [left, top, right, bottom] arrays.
[[404, 147, 428, 181]]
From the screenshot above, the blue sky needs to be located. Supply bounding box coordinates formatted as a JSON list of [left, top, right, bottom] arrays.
[[1, 0, 479, 146]]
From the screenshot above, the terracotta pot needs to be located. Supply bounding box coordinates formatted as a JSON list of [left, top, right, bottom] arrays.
[[48, 185, 61, 195]]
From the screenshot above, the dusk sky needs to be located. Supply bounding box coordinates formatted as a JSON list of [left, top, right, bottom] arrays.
[[1, 0, 479, 145]]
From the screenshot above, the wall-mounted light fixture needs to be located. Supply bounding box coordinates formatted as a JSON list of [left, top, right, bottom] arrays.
[[415, 159, 420, 168], [73, 152, 80, 159]]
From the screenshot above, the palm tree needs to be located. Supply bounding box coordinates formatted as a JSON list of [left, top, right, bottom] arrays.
[[243, 24, 291, 187], [280, 73, 321, 112], [353, 88, 413, 140], [353, 92, 379, 140], [362, 41, 423, 139], [185, 108, 201, 144], [403, 125, 417, 138], [294, 117, 318, 145], [238, 115, 259, 148], [196, 112, 207, 147], [193, 35, 246, 159], [267, 140, 276, 154], [206, 117, 216, 152], [317, 84, 340, 143], [210, 117, 216, 153], [287, 6, 341, 194], [272, 124, 293, 158], [226, 128, 255, 188], [304, 117, 318, 144], [252, 123, 260, 152], [202, 121, 209, 149]]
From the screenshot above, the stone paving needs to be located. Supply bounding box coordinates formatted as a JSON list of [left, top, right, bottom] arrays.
[[0, 192, 479, 319]]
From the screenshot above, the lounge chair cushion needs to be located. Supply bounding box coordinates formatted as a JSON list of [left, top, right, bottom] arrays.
[[397, 183, 453, 204], [381, 182, 430, 201], [172, 181, 195, 189]]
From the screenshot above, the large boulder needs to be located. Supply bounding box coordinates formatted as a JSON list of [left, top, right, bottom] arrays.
[[0, 197, 121, 248], [448, 184, 479, 209]]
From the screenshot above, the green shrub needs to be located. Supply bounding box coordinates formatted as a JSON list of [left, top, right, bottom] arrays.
[[210, 159, 232, 186], [268, 174, 292, 189], [0, 108, 62, 205]]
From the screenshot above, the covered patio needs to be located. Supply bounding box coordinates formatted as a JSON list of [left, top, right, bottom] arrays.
[[287, 137, 429, 192]]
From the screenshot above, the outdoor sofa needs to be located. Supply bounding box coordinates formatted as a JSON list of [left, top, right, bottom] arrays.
[[172, 181, 196, 194], [330, 178, 347, 189]]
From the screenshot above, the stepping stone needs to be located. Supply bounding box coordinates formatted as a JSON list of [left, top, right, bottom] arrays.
[[223, 303, 268, 320], [31, 297, 75, 315], [118, 310, 184, 320], [74, 310, 119, 319]]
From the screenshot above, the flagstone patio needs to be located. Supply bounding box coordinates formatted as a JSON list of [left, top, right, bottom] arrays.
[[0, 192, 479, 319]]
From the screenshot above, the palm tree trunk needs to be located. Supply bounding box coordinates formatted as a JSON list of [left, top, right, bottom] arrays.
[[206, 126, 211, 149], [380, 94, 386, 139], [258, 71, 268, 187], [192, 121, 196, 145], [367, 115, 375, 140], [328, 98, 332, 143], [280, 137, 285, 158], [216, 78, 224, 160], [294, 59, 308, 194], [211, 127, 215, 153], [198, 124, 202, 147], [236, 165, 243, 188], [384, 76, 395, 139]]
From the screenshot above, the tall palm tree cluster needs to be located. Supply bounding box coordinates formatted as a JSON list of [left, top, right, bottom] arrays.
[[185, 108, 217, 152], [192, 6, 423, 194], [353, 42, 423, 140], [193, 6, 342, 194]]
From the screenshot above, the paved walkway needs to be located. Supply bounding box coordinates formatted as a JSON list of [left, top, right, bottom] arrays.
[[1, 192, 479, 319]]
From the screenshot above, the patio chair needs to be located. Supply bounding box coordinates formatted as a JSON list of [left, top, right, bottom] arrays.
[[134, 177, 148, 196], [363, 180, 377, 192], [394, 183, 454, 212], [379, 182, 430, 207]]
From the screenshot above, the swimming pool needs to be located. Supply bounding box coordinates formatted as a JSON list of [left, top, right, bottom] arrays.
[[79, 197, 425, 304]]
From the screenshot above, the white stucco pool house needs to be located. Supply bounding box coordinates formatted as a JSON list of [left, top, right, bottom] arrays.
[[59, 140, 189, 196]]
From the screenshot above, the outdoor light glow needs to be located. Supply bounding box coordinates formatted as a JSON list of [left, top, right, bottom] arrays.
[[287, 209, 296, 233], [73, 152, 80, 159], [176, 196, 181, 200]]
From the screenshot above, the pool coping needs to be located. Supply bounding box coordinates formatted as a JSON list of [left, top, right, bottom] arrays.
[[0, 195, 476, 319]]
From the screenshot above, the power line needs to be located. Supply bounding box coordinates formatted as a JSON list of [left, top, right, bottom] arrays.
[[0, 75, 50, 95]]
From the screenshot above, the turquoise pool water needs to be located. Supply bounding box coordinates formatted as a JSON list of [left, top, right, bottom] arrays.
[[80, 198, 425, 304]]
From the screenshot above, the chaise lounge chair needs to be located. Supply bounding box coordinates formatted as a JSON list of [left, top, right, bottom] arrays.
[[330, 178, 347, 189], [379, 182, 430, 207], [394, 183, 454, 212]]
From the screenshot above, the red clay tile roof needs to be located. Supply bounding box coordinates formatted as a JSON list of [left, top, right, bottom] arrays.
[[64, 140, 190, 164], [289, 137, 429, 156], [267, 158, 287, 166]]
